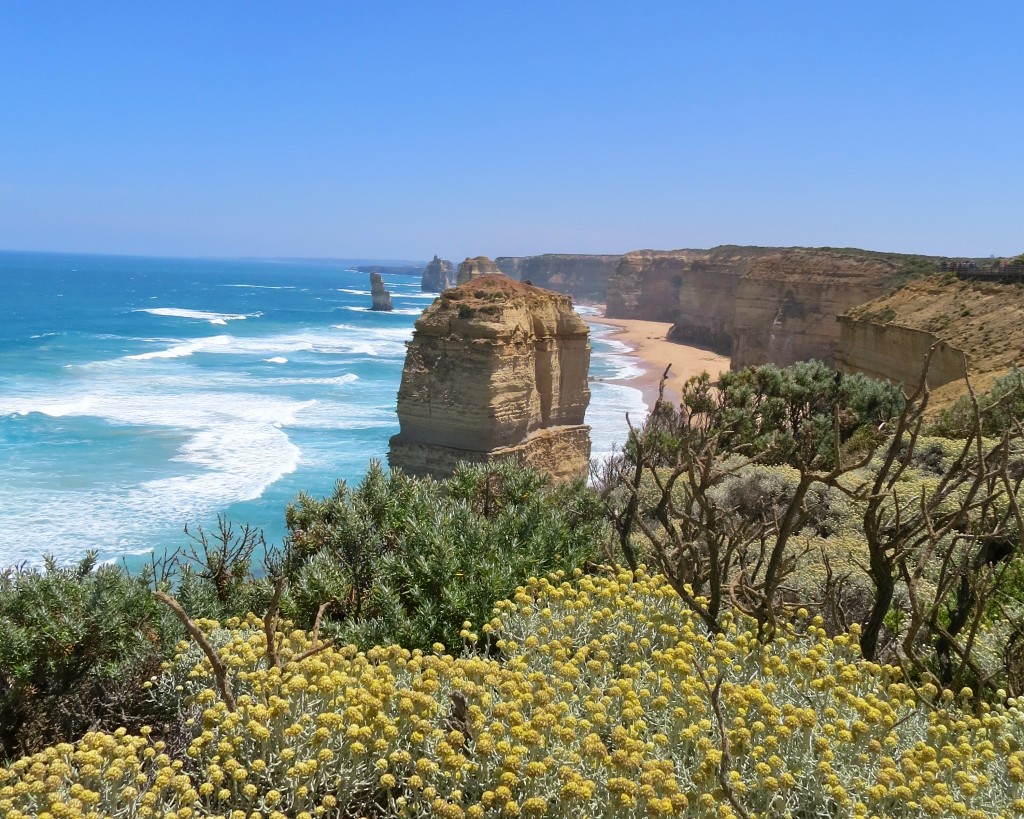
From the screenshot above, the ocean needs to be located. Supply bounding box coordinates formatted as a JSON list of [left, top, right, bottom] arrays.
[[0, 251, 646, 569]]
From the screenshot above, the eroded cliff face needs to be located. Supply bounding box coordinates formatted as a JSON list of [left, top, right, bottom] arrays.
[[494, 254, 622, 301], [609, 248, 746, 350], [421, 255, 455, 292], [369, 272, 393, 312], [388, 275, 591, 481], [456, 256, 502, 285], [836, 319, 967, 389], [730, 252, 896, 368], [606, 246, 931, 368], [836, 277, 1024, 398]]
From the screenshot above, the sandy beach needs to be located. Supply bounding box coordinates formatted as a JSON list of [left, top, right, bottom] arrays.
[[586, 315, 730, 407]]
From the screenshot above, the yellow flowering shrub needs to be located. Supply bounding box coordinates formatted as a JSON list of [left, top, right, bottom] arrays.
[[5, 568, 1024, 817]]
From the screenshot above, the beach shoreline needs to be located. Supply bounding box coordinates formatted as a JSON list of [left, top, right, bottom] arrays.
[[584, 313, 730, 408]]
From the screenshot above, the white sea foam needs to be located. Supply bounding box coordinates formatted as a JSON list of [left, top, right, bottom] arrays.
[[264, 373, 359, 387], [126, 335, 232, 360], [0, 380, 315, 566], [287, 401, 396, 431], [338, 288, 372, 296], [343, 306, 423, 316], [602, 353, 645, 381], [330, 323, 412, 339], [587, 382, 648, 466], [220, 284, 295, 290], [8, 396, 97, 418], [598, 336, 631, 354], [121, 328, 409, 362], [264, 356, 288, 364], [136, 307, 260, 325]]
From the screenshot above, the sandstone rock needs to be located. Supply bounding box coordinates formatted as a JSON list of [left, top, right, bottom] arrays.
[[456, 256, 502, 285], [494, 254, 622, 301], [609, 248, 742, 349], [421, 255, 455, 292], [369, 272, 393, 312], [606, 246, 945, 369], [836, 318, 967, 390], [836, 276, 1024, 399], [730, 250, 896, 369], [388, 275, 591, 482]]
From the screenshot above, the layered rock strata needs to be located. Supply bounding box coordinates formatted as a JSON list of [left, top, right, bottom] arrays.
[[494, 254, 622, 301], [836, 319, 968, 390], [456, 256, 503, 285], [388, 275, 592, 482], [836, 276, 1024, 396], [369, 272, 393, 311], [730, 251, 897, 369], [421, 255, 455, 292], [606, 246, 943, 369]]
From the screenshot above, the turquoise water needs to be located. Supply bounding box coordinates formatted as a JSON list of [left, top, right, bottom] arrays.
[[0, 251, 646, 568]]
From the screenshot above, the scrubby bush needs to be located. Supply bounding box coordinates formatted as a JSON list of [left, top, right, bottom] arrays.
[[0, 460, 604, 760], [932, 367, 1024, 439], [7, 569, 1024, 818], [714, 360, 905, 467], [0, 553, 177, 760], [281, 459, 606, 651], [602, 359, 1024, 699]]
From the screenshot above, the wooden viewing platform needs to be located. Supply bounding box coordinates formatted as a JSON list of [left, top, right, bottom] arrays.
[[947, 259, 1024, 284]]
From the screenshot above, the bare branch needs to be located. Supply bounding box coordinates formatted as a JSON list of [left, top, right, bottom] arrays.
[[154, 591, 235, 712]]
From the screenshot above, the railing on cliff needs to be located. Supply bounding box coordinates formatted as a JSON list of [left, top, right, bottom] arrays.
[[947, 259, 1024, 284]]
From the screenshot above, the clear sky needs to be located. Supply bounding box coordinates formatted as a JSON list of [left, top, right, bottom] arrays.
[[1, 1, 1021, 260]]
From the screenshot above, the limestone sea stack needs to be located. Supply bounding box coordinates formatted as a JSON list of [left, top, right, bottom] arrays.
[[369, 272, 393, 311], [421, 255, 455, 292], [456, 255, 502, 285], [388, 275, 592, 482]]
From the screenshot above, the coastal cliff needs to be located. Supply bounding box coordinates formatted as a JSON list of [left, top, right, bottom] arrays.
[[606, 246, 941, 368], [495, 254, 622, 301], [421, 255, 455, 292], [836, 276, 1024, 398], [388, 275, 591, 482], [369, 272, 393, 311], [730, 251, 897, 368]]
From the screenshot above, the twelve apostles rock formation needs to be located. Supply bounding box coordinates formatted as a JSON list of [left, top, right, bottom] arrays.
[[421, 255, 455, 292], [369, 272, 393, 311], [456, 256, 503, 285], [388, 275, 591, 482]]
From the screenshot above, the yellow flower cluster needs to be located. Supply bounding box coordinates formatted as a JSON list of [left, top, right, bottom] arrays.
[[4, 568, 1024, 818]]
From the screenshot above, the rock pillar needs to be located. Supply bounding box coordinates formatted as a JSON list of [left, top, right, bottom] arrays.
[[388, 275, 591, 482]]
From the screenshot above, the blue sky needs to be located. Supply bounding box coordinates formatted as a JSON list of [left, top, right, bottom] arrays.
[[1, 2, 1021, 260]]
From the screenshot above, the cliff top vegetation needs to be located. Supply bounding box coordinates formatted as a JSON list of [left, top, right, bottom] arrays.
[[422, 276, 587, 334], [846, 274, 1024, 398], [617, 245, 979, 290], [3, 360, 1024, 817]]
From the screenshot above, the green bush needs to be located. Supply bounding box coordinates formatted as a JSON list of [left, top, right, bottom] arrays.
[[931, 366, 1024, 438], [714, 360, 905, 467], [282, 460, 606, 651], [0, 553, 177, 760]]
